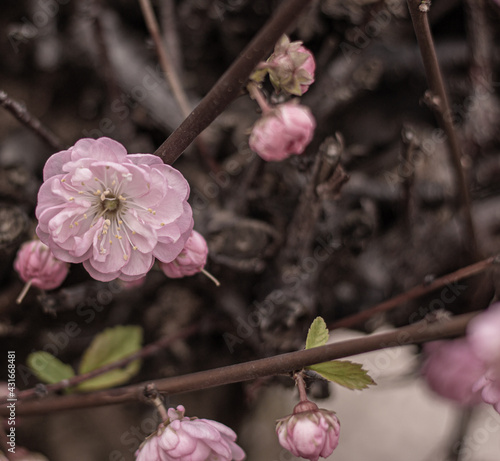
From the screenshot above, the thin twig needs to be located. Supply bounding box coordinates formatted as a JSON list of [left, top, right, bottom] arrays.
[[11, 323, 200, 402], [153, 0, 314, 164], [159, 0, 182, 82], [5, 311, 477, 416], [0, 90, 64, 151], [138, 0, 191, 118], [406, 0, 478, 259], [330, 254, 497, 330], [138, 0, 219, 173]]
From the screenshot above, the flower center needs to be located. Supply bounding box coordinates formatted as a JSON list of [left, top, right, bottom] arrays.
[[100, 190, 122, 216]]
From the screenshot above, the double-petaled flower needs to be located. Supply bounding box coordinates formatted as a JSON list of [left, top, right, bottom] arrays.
[[36, 137, 193, 282], [135, 405, 246, 461]]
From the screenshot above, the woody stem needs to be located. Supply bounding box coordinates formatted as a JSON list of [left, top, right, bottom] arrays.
[[295, 373, 309, 402]]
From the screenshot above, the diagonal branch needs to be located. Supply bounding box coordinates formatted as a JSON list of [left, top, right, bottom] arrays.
[[11, 323, 200, 402], [5, 311, 477, 416], [330, 254, 497, 329], [153, 0, 314, 164]]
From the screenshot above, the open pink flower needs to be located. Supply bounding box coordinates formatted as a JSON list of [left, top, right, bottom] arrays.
[[36, 137, 193, 282], [14, 240, 69, 290], [276, 401, 340, 461], [136, 405, 245, 461], [421, 339, 486, 406], [249, 103, 315, 162], [159, 230, 208, 279]]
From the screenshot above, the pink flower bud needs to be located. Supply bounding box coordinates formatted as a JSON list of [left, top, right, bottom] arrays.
[[267, 35, 316, 96], [276, 401, 340, 461], [249, 103, 316, 162], [136, 405, 246, 461], [14, 240, 69, 291], [421, 339, 486, 406], [159, 230, 208, 278]]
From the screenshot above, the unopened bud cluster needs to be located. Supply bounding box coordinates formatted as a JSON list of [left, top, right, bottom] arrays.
[[248, 35, 316, 162]]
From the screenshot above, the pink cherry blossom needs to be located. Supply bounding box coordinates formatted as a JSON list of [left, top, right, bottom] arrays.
[[467, 303, 500, 413], [14, 240, 69, 290], [135, 405, 245, 461], [421, 339, 486, 406], [276, 401, 340, 461], [467, 303, 500, 365], [249, 103, 316, 162], [267, 35, 316, 96], [159, 230, 208, 278], [36, 137, 193, 282]]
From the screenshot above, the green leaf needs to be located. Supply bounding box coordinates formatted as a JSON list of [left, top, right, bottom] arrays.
[[27, 351, 75, 384], [76, 360, 141, 392], [76, 325, 143, 392], [307, 360, 376, 390], [305, 317, 329, 350]]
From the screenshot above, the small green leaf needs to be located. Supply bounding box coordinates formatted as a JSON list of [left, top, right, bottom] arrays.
[[76, 360, 141, 392], [305, 317, 329, 350], [307, 360, 376, 390], [27, 351, 75, 384], [76, 325, 143, 392]]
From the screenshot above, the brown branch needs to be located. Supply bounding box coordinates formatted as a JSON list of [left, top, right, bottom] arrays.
[[406, 0, 478, 259], [330, 254, 497, 330], [5, 312, 477, 416], [153, 0, 314, 164], [0, 90, 64, 151], [9, 323, 200, 403]]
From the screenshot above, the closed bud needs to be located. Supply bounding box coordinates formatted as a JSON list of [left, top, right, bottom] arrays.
[[276, 400, 340, 461], [159, 230, 208, 278], [14, 240, 69, 292], [267, 35, 316, 96], [249, 102, 316, 162]]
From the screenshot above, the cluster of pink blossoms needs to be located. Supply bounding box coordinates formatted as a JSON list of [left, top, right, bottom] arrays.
[[248, 35, 316, 162], [422, 303, 500, 412], [35, 137, 193, 282], [135, 405, 245, 461]]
